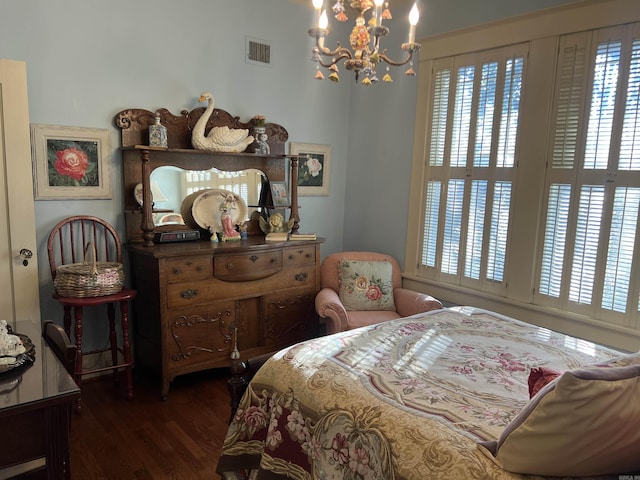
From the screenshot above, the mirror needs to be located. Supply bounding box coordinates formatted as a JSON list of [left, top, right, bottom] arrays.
[[149, 166, 266, 227]]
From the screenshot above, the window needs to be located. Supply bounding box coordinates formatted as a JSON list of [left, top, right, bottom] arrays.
[[413, 19, 640, 331], [536, 24, 640, 326], [419, 45, 527, 295]]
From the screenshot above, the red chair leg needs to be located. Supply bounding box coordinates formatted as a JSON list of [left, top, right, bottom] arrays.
[[73, 306, 83, 414], [63, 305, 72, 337], [120, 300, 133, 400], [107, 303, 118, 384]]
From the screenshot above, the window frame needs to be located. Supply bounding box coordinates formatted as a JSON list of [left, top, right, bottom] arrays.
[[404, 0, 640, 351], [419, 45, 528, 298], [533, 23, 640, 328]]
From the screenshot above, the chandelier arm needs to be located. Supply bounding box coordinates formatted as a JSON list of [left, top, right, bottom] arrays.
[[316, 51, 352, 69], [314, 42, 353, 61], [378, 48, 419, 67]]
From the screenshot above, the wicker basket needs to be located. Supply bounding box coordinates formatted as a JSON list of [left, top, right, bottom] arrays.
[[53, 242, 125, 298]]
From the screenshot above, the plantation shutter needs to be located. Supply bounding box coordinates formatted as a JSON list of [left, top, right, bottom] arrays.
[[536, 23, 640, 327], [419, 45, 527, 295]]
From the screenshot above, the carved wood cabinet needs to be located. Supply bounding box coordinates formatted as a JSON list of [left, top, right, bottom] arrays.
[[127, 238, 321, 398], [114, 106, 322, 398]]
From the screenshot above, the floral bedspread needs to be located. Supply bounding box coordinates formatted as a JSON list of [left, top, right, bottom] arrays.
[[216, 307, 622, 480]]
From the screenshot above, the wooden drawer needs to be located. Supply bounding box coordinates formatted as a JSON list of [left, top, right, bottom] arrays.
[[166, 264, 315, 309], [165, 301, 236, 368], [164, 256, 211, 283], [281, 266, 316, 290], [214, 250, 282, 281], [284, 245, 316, 267], [167, 271, 284, 308]]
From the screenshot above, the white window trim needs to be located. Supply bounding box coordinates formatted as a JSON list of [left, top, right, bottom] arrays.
[[404, 0, 640, 352]]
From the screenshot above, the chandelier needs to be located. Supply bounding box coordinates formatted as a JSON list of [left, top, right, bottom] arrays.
[[308, 0, 421, 85]]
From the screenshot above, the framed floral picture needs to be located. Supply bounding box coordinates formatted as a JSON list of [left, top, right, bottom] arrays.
[[31, 124, 111, 199], [290, 142, 331, 196]]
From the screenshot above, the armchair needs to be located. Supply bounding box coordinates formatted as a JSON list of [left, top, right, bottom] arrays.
[[315, 252, 443, 334]]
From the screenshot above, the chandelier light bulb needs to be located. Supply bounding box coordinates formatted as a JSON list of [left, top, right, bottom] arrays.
[[313, 0, 324, 29], [319, 10, 329, 29], [409, 3, 419, 26], [374, 0, 384, 26], [408, 3, 419, 44]]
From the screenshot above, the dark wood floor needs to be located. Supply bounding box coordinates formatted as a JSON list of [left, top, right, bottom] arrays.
[[69, 368, 232, 480]]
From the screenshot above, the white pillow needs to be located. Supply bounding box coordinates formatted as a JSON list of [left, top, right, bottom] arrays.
[[479, 360, 640, 476]]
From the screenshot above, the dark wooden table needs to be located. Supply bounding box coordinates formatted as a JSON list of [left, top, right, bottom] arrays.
[[0, 319, 80, 480]]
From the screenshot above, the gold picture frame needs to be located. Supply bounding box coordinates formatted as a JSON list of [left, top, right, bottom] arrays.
[[290, 142, 331, 196], [31, 124, 112, 200]]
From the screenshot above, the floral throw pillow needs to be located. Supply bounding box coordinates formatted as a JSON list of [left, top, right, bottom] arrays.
[[338, 259, 396, 311]]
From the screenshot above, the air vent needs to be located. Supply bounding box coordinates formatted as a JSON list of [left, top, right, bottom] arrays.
[[246, 36, 272, 67]]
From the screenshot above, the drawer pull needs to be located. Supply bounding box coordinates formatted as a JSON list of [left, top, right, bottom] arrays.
[[249, 255, 258, 263], [295, 272, 308, 282], [173, 267, 182, 275], [289, 255, 295, 260], [227, 263, 234, 270], [180, 289, 199, 299]]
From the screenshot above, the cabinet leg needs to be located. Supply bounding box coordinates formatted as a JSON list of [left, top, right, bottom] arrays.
[[161, 380, 170, 401]]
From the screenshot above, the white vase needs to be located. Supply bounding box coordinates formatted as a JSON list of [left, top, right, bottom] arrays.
[[149, 112, 168, 148]]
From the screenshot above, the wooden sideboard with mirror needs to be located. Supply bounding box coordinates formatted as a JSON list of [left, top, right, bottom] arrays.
[[114, 106, 322, 399]]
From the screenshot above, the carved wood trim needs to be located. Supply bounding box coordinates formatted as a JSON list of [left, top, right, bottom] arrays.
[[114, 106, 288, 154], [170, 311, 234, 361]]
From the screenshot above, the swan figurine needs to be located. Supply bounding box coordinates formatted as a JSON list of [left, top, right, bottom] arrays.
[[192, 92, 254, 153]]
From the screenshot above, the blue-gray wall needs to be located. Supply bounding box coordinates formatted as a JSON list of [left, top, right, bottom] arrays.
[[0, 0, 579, 345]]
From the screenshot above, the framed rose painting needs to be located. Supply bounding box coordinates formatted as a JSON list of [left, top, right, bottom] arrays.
[[290, 142, 331, 196], [31, 124, 111, 199]]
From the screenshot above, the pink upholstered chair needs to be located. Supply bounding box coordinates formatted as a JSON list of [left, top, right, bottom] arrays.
[[315, 252, 443, 334]]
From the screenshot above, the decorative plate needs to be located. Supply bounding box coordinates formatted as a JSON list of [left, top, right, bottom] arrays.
[[189, 189, 248, 231], [0, 332, 35, 374], [180, 189, 212, 229], [0, 374, 22, 394], [134, 183, 151, 207], [154, 212, 184, 225]]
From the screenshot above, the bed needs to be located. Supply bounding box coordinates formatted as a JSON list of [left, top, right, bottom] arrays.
[[216, 307, 640, 479]]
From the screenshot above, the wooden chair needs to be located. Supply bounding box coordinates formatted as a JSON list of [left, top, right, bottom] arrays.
[[47, 216, 136, 413], [42, 320, 76, 376]]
